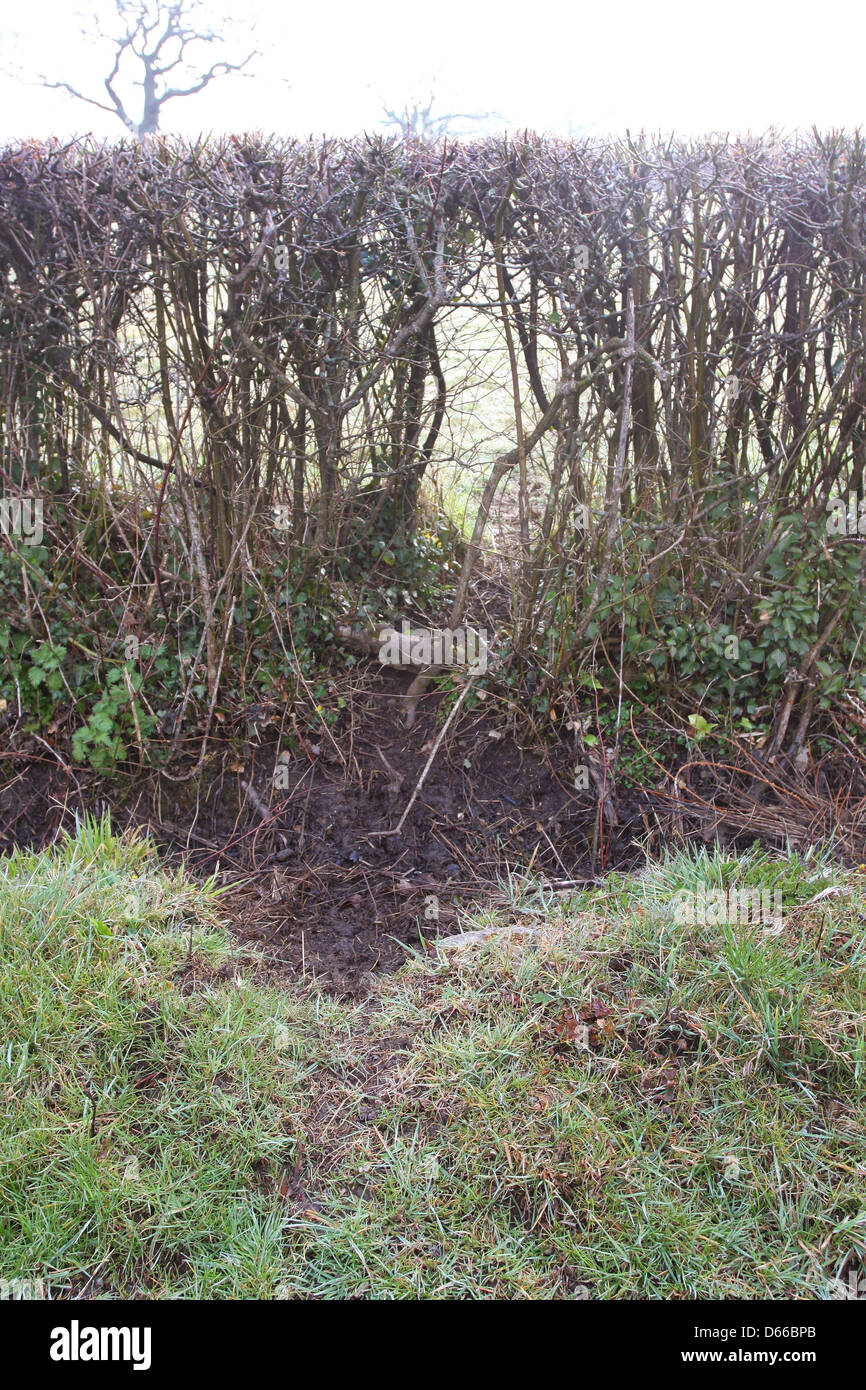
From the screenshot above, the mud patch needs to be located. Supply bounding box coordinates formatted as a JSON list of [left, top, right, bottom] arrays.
[[0, 671, 641, 992]]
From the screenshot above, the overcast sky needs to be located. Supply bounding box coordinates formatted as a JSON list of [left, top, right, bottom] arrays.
[[3, 0, 864, 142]]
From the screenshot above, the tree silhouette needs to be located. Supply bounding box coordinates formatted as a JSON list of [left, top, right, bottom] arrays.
[[36, 1, 257, 138], [381, 88, 499, 141]]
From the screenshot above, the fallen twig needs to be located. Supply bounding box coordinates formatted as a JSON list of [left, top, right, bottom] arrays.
[[369, 679, 474, 837]]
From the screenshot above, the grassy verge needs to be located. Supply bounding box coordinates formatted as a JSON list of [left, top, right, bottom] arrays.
[[1, 823, 864, 1298]]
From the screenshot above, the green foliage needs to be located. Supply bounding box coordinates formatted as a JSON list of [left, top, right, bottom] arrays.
[[0, 544, 351, 771], [337, 507, 459, 614], [70, 666, 155, 773], [542, 513, 866, 730]]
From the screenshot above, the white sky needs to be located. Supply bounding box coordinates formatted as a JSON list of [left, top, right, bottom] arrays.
[[2, 0, 864, 141]]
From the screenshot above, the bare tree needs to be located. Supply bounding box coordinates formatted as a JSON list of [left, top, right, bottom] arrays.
[[381, 88, 500, 141], [33, 1, 257, 138]]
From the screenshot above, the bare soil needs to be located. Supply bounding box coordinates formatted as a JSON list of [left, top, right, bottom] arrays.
[[5, 665, 862, 994], [0, 670, 647, 993]]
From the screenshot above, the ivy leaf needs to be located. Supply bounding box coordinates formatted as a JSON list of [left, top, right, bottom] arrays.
[[688, 713, 715, 740]]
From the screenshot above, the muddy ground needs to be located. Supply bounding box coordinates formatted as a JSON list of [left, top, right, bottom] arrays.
[[3, 666, 862, 994], [0, 670, 657, 992]]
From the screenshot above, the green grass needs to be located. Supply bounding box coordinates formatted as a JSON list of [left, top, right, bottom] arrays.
[[1, 821, 864, 1298]]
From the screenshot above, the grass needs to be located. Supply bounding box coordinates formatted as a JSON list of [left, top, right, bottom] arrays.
[[1, 820, 864, 1298]]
